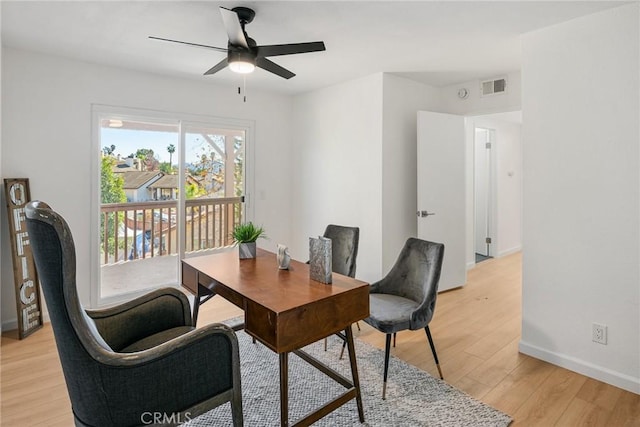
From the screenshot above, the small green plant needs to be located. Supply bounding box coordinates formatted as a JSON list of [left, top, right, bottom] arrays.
[[232, 222, 267, 244]]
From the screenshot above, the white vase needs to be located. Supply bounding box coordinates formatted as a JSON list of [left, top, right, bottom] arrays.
[[239, 242, 256, 259], [277, 244, 291, 269]]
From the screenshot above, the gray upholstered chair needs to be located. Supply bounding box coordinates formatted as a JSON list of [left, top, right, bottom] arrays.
[[323, 224, 359, 278], [25, 201, 243, 427], [317, 225, 360, 353], [364, 237, 445, 399]]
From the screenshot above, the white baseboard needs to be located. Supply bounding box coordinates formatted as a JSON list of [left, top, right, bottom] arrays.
[[519, 340, 640, 394], [2, 312, 50, 333], [1, 319, 18, 332], [498, 245, 522, 258], [466, 261, 476, 270]]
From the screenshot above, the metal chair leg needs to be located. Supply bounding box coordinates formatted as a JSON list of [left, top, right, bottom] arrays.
[[393, 332, 396, 348], [324, 337, 327, 351], [356, 321, 361, 331], [383, 334, 392, 399], [425, 325, 443, 379], [339, 338, 347, 360]]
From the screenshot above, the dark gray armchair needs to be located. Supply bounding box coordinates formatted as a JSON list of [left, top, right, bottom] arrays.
[[25, 201, 243, 427], [364, 238, 445, 399]]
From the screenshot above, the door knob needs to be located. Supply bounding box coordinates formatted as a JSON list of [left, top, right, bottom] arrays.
[[417, 210, 436, 217]]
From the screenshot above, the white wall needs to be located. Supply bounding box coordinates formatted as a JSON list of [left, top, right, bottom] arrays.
[[290, 73, 442, 284], [440, 71, 522, 116], [290, 74, 384, 283], [520, 3, 640, 393], [381, 74, 441, 272], [1, 47, 294, 328]]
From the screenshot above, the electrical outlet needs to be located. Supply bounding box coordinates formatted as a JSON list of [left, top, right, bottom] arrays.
[[592, 323, 607, 345]]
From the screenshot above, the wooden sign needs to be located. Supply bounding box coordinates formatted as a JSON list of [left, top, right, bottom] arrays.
[[4, 178, 43, 339]]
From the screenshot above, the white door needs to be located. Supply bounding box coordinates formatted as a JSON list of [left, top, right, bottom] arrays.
[[417, 111, 467, 291]]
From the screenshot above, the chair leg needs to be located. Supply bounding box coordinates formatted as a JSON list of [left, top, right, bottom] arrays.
[[425, 325, 443, 379], [339, 338, 347, 360], [356, 321, 361, 331], [231, 391, 244, 427], [393, 332, 397, 348], [324, 337, 327, 351], [383, 334, 392, 399]]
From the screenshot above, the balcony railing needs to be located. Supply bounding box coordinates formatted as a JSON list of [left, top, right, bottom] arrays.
[[100, 197, 244, 265]]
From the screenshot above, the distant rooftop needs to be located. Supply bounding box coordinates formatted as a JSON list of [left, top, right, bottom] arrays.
[[122, 171, 162, 189]]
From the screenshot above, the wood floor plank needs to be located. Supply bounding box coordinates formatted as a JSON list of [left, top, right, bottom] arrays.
[[607, 390, 640, 426], [448, 375, 494, 400], [555, 397, 612, 426], [466, 337, 528, 388], [512, 366, 587, 426], [481, 355, 556, 415], [577, 377, 624, 411]]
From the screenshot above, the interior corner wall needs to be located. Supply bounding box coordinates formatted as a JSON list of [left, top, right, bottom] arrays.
[[1, 47, 294, 328], [290, 74, 384, 283], [520, 3, 640, 393], [381, 73, 441, 273]]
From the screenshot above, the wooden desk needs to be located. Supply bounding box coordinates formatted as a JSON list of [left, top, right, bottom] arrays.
[[181, 248, 369, 426]]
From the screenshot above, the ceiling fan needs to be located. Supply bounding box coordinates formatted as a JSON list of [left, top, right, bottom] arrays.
[[150, 6, 326, 79]]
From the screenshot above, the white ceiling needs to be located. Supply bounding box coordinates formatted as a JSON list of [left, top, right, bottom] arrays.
[[1, 1, 625, 95]]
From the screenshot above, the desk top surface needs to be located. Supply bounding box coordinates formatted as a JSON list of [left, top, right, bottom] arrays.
[[182, 248, 369, 314]]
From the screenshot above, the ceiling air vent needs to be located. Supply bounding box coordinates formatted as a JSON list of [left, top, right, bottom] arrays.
[[481, 77, 507, 97]]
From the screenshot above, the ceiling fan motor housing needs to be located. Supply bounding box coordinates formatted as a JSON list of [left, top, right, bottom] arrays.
[[228, 49, 256, 66]]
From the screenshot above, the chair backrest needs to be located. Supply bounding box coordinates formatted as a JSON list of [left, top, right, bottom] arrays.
[[25, 201, 114, 423], [323, 224, 359, 277], [374, 237, 445, 328]]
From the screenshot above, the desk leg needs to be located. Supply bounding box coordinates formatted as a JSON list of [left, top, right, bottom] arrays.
[[279, 352, 289, 427], [345, 325, 365, 423]]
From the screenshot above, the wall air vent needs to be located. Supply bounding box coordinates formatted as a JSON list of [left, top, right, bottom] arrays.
[[480, 77, 507, 97]]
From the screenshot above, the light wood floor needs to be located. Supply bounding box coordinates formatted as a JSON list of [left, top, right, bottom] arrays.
[[2, 252, 638, 426]]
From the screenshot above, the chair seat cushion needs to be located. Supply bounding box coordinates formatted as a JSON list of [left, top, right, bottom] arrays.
[[120, 326, 195, 353], [364, 294, 419, 334]]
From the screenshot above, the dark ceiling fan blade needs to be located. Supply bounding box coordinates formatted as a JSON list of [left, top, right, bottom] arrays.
[[149, 36, 228, 53], [256, 41, 326, 58], [256, 57, 295, 79], [219, 7, 249, 48], [204, 58, 229, 76]]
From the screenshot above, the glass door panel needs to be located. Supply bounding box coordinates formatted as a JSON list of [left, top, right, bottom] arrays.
[[98, 117, 179, 300], [183, 124, 245, 256]]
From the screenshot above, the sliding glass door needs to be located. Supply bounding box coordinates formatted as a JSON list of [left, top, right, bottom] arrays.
[[94, 107, 250, 306]]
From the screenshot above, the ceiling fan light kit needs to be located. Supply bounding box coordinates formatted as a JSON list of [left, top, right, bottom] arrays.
[[228, 50, 256, 74], [150, 5, 325, 80]]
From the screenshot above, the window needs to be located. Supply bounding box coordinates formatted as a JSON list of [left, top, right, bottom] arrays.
[[92, 106, 252, 307]]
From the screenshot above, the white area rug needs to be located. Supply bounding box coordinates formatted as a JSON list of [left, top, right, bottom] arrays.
[[186, 330, 512, 426]]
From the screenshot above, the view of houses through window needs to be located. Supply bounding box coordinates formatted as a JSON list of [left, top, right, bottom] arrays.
[[98, 116, 246, 301]]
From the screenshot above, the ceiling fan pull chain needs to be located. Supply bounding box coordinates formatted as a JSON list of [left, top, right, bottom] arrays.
[[243, 75, 247, 103]]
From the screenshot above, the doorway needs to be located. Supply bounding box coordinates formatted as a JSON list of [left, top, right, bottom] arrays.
[[469, 111, 523, 267], [474, 127, 496, 263]]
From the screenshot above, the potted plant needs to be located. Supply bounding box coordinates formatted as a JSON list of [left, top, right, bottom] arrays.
[[232, 222, 267, 259]]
